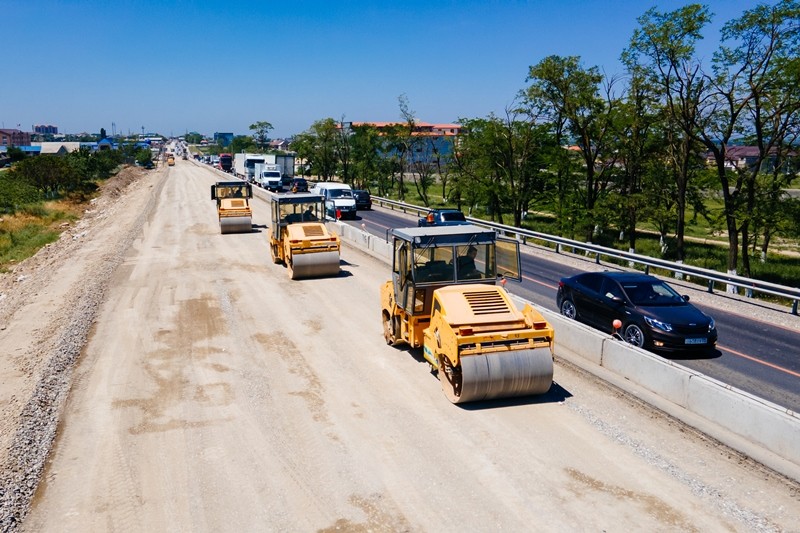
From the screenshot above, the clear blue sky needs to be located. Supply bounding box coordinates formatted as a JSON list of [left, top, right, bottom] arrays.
[[4, 0, 756, 139]]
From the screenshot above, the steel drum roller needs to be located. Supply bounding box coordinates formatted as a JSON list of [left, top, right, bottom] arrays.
[[442, 349, 553, 404], [289, 251, 340, 280], [219, 216, 252, 234]]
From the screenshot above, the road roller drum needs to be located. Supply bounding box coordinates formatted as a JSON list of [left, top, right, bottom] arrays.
[[219, 216, 253, 234], [440, 348, 554, 404], [288, 250, 340, 280]]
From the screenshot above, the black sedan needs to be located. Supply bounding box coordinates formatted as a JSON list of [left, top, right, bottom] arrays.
[[353, 190, 372, 210], [290, 178, 309, 193], [556, 271, 717, 353]]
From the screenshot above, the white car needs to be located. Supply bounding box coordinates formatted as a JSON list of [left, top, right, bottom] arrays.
[[310, 182, 357, 220]]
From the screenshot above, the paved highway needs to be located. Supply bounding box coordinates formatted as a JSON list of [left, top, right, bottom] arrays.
[[343, 206, 800, 413]]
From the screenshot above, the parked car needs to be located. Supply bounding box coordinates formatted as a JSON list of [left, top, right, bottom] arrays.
[[353, 190, 372, 210], [556, 271, 717, 353], [290, 178, 309, 193], [418, 208, 469, 227]]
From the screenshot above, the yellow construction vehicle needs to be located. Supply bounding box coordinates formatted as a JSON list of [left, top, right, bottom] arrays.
[[210, 181, 253, 234], [268, 193, 340, 279], [381, 225, 554, 403]]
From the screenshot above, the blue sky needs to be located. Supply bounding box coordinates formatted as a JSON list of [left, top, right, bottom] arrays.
[[4, 0, 756, 139]]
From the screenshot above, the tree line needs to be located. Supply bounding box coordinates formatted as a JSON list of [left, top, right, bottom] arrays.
[[286, 2, 800, 281], [0, 145, 151, 213]]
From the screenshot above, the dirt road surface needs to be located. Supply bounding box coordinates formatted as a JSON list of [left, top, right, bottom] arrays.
[[2, 160, 798, 531]]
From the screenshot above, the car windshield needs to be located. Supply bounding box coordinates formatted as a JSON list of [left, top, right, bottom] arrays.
[[622, 281, 685, 306], [329, 189, 352, 198]]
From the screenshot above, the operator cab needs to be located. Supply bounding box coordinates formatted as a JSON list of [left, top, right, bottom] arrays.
[[388, 225, 522, 316]]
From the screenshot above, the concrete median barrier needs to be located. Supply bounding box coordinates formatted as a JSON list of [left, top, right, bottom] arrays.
[[599, 337, 691, 407], [544, 312, 605, 366]]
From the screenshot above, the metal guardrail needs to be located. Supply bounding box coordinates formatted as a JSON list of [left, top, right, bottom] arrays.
[[373, 196, 800, 315]]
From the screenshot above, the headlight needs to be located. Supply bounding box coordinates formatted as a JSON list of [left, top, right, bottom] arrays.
[[644, 316, 672, 332], [708, 317, 716, 332]]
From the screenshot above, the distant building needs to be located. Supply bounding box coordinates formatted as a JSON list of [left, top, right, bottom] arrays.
[[706, 145, 798, 174], [269, 139, 290, 151], [34, 142, 82, 155], [97, 138, 117, 150], [0, 128, 32, 147], [33, 124, 58, 135], [214, 132, 234, 147]]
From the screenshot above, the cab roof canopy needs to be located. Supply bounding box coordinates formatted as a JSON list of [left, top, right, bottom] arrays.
[[274, 193, 324, 204], [391, 225, 497, 246]]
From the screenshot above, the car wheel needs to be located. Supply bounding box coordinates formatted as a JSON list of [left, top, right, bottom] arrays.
[[560, 298, 577, 320], [623, 324, 647, 348]]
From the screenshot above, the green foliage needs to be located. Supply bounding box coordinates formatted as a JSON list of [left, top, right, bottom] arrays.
[[10, 155, 77, 197], [135, 148, 153, 167], [7, 146, 26, 163], [229, 135, 257, 154], [348, 124, 387, 191], [185, 132, 203, 144], [293, 119, 339, 181], [249, 121, 274, 151], [0, 173, 42, 213]]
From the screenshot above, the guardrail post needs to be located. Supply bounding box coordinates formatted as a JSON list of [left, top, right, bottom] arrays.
[[707, 280, 715, 293], [595, 254, 601, 264], [792, 299, 798, 315], [555, 243, 560, 254], [644, 265, 649, 275]]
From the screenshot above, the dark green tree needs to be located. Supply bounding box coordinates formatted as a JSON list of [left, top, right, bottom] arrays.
[[526, 55, 620, 241], [249, 121, 274, 151], [229, 135, 258, 154], [624, 4, 712, 263]]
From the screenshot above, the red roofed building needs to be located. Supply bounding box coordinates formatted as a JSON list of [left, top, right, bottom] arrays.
[[0, 128, 31, 147]]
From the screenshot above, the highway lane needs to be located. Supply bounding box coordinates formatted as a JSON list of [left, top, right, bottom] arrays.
[[343, 206, 800, 413]]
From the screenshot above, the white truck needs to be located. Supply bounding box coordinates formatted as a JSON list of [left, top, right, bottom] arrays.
[[233, 153, 267, 183], [254, 163, 283, 191]]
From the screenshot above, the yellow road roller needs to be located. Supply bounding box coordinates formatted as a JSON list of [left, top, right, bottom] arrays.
[[211, 181, 253, 234], [380, 225, 554, 403], [268, 193, 340, 280]]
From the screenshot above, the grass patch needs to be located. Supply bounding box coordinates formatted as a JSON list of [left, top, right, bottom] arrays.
[[0, 197, 84, 273]]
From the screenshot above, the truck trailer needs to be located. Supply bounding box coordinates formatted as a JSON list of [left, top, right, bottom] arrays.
[[233, 153, 267, 183]]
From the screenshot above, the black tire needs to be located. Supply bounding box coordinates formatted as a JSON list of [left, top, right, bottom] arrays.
[[624, 324, 647, 348], [560, 298, 577, 320]]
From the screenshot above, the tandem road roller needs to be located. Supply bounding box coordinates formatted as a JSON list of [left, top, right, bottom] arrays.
[[210, 181, 253, 234], [381, 225, 555, 404], [268, 193, 341, 280]]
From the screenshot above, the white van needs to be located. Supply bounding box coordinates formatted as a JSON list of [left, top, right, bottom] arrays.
[[310, 182, 357, 220]]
